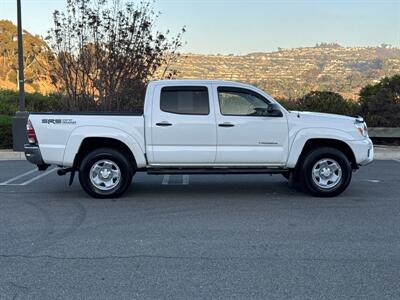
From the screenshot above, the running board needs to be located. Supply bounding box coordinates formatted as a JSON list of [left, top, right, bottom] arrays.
[[147, 168, 289, 175]]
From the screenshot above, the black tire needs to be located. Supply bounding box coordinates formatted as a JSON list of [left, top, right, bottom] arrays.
[[78, 147, 134, 198], [300, 147, 352, 197]]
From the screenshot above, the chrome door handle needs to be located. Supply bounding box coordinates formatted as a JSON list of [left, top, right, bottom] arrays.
[[218, 123, 235, 127], [156, 122, 172, 127]]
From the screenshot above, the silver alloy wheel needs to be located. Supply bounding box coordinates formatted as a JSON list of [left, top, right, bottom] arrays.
[[311, 158, 342, 189], [89, 159, 121, 191]]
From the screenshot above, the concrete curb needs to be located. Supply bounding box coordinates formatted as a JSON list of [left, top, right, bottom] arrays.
[[373, 145, 400, 160], [0, 150, 25, 161], [1, 146, 399, 161], [369, 127, 400, 138]]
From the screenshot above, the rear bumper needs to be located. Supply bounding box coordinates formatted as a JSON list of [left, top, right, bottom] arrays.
[[24, 144, 48, 168]]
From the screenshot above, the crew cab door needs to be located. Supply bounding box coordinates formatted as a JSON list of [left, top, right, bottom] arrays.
[[213, 85, 289, 165], [148, 84, 217, 165]]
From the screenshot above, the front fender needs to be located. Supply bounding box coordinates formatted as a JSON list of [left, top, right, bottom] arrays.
[[63, 126, 146, 168], [286, 128, 355, 168]]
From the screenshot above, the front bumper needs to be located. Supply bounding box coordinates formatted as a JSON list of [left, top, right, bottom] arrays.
[[24, 144, 48, 169], [348, 138, 374, 166]]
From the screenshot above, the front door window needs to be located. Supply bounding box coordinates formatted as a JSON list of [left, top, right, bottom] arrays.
[[218, 88, 270, 117]]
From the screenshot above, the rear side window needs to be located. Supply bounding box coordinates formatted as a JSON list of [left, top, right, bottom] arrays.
[[160, 86, 209, 115]]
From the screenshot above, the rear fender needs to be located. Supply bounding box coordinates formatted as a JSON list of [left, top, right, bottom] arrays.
[[63, 126, 146, 168]]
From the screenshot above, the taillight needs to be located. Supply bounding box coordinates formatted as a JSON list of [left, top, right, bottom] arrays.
[[27, 119, 38, 144]]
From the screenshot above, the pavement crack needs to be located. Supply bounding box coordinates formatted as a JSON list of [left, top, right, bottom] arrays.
[[0, 253, 399, 264]]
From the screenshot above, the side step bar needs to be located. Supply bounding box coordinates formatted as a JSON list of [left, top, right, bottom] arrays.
[[147, 168, 289, 175]]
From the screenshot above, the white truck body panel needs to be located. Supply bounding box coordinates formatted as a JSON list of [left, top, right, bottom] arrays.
[[148, 82, 217, 165], [285, 112, 372, 167], [210, 82, 289, 165], [26, 80, 374, 171], [30, 114, 146, 167]]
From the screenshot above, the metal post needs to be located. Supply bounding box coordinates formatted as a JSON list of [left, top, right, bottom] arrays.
[[17, 0, 25, 111], [12, 0, 29, 151]]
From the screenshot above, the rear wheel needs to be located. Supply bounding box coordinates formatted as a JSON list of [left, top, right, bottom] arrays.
[[78, 148, 134, 198], [300, 147, 352, 197]]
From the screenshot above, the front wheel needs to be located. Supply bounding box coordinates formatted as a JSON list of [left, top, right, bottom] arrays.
[[301, 147, 352, 197], [78, 148, 134, 198]]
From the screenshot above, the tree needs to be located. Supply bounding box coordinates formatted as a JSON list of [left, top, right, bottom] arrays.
[[46, 0, 185, 111], [297, 91, 357, 115], [0, 20, 50, 89], [359, 75, 400, 127]]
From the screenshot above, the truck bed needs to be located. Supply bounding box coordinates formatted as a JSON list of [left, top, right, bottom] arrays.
[[29, 113, 145, 166]]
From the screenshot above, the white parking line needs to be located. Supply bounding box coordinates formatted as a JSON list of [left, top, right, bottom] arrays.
[[366, 179, 380, 183], [161, 175, 190, 185], [162, 175, 170, 185], [0, 168, 38, 185], [19, 168, 58, 186], [360, 179, 380, 183]]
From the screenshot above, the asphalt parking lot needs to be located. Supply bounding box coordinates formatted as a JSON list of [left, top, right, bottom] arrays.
[[0, 160, 400, 299]]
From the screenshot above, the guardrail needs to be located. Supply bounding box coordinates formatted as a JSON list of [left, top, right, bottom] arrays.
[[368, 128, 400, 138]]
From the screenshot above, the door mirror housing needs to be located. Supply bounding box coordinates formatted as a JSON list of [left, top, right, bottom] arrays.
[[267, 103, 283, 117]]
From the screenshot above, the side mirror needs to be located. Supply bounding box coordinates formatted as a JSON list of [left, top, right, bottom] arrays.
[[267, 103, 283, 117]]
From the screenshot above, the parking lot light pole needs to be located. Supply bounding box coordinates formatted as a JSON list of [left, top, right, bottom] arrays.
[[17, 0, 25, 111], [12, 0, 29, 151]]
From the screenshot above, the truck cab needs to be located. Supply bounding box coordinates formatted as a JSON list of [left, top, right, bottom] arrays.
[[145, 81, 288, 166]]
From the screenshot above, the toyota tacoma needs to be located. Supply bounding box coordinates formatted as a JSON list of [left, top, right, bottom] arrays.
[[24, 80, 374, 198]]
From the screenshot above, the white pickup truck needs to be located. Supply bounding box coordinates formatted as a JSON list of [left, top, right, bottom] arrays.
[[24, 80, 373, 198]]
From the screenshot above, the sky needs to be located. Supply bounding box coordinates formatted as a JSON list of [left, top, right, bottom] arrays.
[[1, 0, 399, 55]]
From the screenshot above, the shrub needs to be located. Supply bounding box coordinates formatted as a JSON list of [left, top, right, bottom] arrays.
[[276, 98, 299, 111], [0, 115, 12, 149], [359, 75, 400, 127], [0, 90, 64, 116], [0, 125, 12, 149], [296, 91, 358, 116], [0, 115, 11, 125]]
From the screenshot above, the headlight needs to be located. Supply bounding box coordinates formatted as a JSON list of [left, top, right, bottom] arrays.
[[355, 122, 368, 137]]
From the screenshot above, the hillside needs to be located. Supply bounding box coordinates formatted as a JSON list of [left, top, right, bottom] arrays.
[[1, 20, 400, 99], [0, 20, 54, 94], [168, 44, 400, 99]]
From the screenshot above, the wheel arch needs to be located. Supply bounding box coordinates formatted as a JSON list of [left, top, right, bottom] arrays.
[[73, 137, 138, 170], [62, 126, 146, 168], [291, 138, 357, 169]]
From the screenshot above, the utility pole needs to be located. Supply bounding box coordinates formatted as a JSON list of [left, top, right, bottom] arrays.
[[12, 0, 29, 151]]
